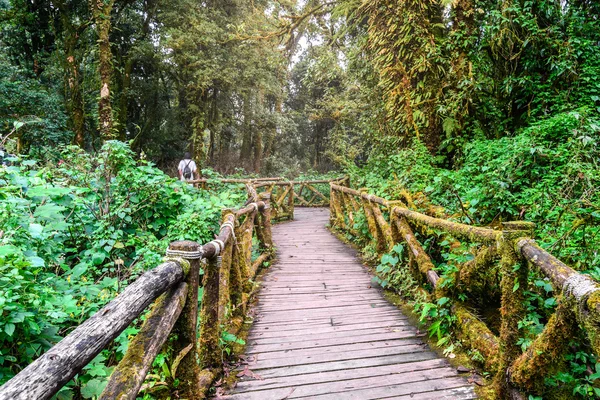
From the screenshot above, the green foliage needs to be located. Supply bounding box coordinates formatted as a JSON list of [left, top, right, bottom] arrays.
[[0, 53, 71, 153], [0, 141, 239, 395]]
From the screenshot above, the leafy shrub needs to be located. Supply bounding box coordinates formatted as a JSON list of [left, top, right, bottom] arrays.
[[0, 141, 243, 396]]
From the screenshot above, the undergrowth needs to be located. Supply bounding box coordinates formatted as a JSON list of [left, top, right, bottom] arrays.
[[343, 109, 600, 399]]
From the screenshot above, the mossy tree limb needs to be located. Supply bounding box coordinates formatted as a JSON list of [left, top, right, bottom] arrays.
[[391, 212, 440, 287], [457, 245, 499, 297]]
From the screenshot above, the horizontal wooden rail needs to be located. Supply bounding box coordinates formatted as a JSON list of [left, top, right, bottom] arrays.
[[0, 261, 185, 400], [0, 180, 286, 400], [190, 177, 284, 184], [329, 182, 600, 398]]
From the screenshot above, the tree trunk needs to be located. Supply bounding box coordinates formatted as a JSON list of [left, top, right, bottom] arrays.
[[65, 35, 85, 146], [118, 58, 133, 141], [240, 94, 253, 168], [91, 0, 116, 141]]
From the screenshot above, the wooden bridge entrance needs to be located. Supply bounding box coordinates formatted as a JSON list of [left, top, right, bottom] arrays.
[[224, 208, 476, 399]]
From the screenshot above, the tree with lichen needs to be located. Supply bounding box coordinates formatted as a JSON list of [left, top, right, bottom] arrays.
[[89, 0, 115, 141]]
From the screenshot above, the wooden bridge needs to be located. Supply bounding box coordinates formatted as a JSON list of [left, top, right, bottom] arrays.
[[0, 177, 598, 400], [223, 207, 476, 399]]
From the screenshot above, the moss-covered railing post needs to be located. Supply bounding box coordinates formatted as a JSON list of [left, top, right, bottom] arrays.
[[359, 190, 380, 248], [165, 240, 203, 398], [287, 182, 294, 219], [198, 254, 221, 374], [495, 221, 535, 397], [218, 209, 235, 322], [258, 192, 273, 249], [329, 187, 345, 229]]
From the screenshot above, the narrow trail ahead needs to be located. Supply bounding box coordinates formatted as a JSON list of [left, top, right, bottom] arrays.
[[225, 208, 477, 399]]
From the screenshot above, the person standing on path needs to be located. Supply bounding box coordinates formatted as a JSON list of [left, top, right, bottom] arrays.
[[178, 152, 199, 181]]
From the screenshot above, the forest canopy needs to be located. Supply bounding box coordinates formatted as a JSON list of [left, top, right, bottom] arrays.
[[1, 0, 598, 172]]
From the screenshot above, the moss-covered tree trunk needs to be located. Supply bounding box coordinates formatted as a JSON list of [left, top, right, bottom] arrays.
[[90, 0, 115, 141]]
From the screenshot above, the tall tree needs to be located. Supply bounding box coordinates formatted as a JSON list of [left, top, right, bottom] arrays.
[[90, 0, 115, 140]]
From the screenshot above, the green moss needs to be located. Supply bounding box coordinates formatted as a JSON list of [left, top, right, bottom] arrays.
[[509, 298, 576, 394]]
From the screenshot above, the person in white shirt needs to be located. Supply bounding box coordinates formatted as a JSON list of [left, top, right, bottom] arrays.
[[178, 152, 199, 181]]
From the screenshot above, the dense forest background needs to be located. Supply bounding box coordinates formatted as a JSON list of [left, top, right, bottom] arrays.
[[1, 0, 600, 398], [1, 0, 599, 173]]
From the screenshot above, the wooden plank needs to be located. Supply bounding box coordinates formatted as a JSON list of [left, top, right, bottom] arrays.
[[226, 208, 475, 399], [235, 358, 449, 391], [243, 338, 424, 361], [224, 366, 464, 399], [248, 319, 411, 340], [246, 331, 424, 353], [244, 343, 429, 369], [247, 326, 420, 346], [253, 351, 439, 379]]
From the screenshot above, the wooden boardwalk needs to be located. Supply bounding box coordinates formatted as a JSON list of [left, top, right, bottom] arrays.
[[224, 208, 477, 399]]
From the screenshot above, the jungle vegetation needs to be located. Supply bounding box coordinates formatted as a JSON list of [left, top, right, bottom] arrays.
[[0, 0, 599, 398]]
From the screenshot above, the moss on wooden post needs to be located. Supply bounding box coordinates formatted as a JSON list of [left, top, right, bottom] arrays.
[[288, 182, 294, 220], [167, 240, 203, 399], [454, 303, 500, 373], [342, 192, 355, 228], [508, 296, 576, 393], [198, 255, 221, 370], [370, 202, 394, 253], [495, 221, 535, 397], [218, 210, 234, 323], [230, 222, 245, 317], [360, 191, 380, 246], [330, 188, 345, 229], [258, 192, 273, 249], [99, 283, 188, 400]]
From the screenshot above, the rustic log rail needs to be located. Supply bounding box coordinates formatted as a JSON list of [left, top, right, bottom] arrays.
[[0, 185, 278, 400], [329, 182, 600, 399], [191, 177, 346, 209]]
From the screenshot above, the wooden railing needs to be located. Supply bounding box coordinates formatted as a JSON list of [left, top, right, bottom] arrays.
[[330, 183, 600, 398], [191, 177, 347, 209], [0, 184, 286, 400]]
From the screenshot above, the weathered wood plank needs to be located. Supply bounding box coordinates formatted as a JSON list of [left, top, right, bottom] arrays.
[[235, 358, 449, 391]]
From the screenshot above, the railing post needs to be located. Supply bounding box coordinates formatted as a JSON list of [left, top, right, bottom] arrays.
[[288, 182, 294, 219], [360, 190, 381, 249], [167, 240, 202, 398], [495, 221, 535, 397], [218, 209, 235, 322], [258, 192, 273, 249], [198, 255, 221, 371], [329, 187, 345, 228]]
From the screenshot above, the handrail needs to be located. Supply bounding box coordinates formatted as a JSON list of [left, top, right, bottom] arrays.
[[329, 181, 600, 398], [0, 181, 296, 400], [193, 177, 344, 209]]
